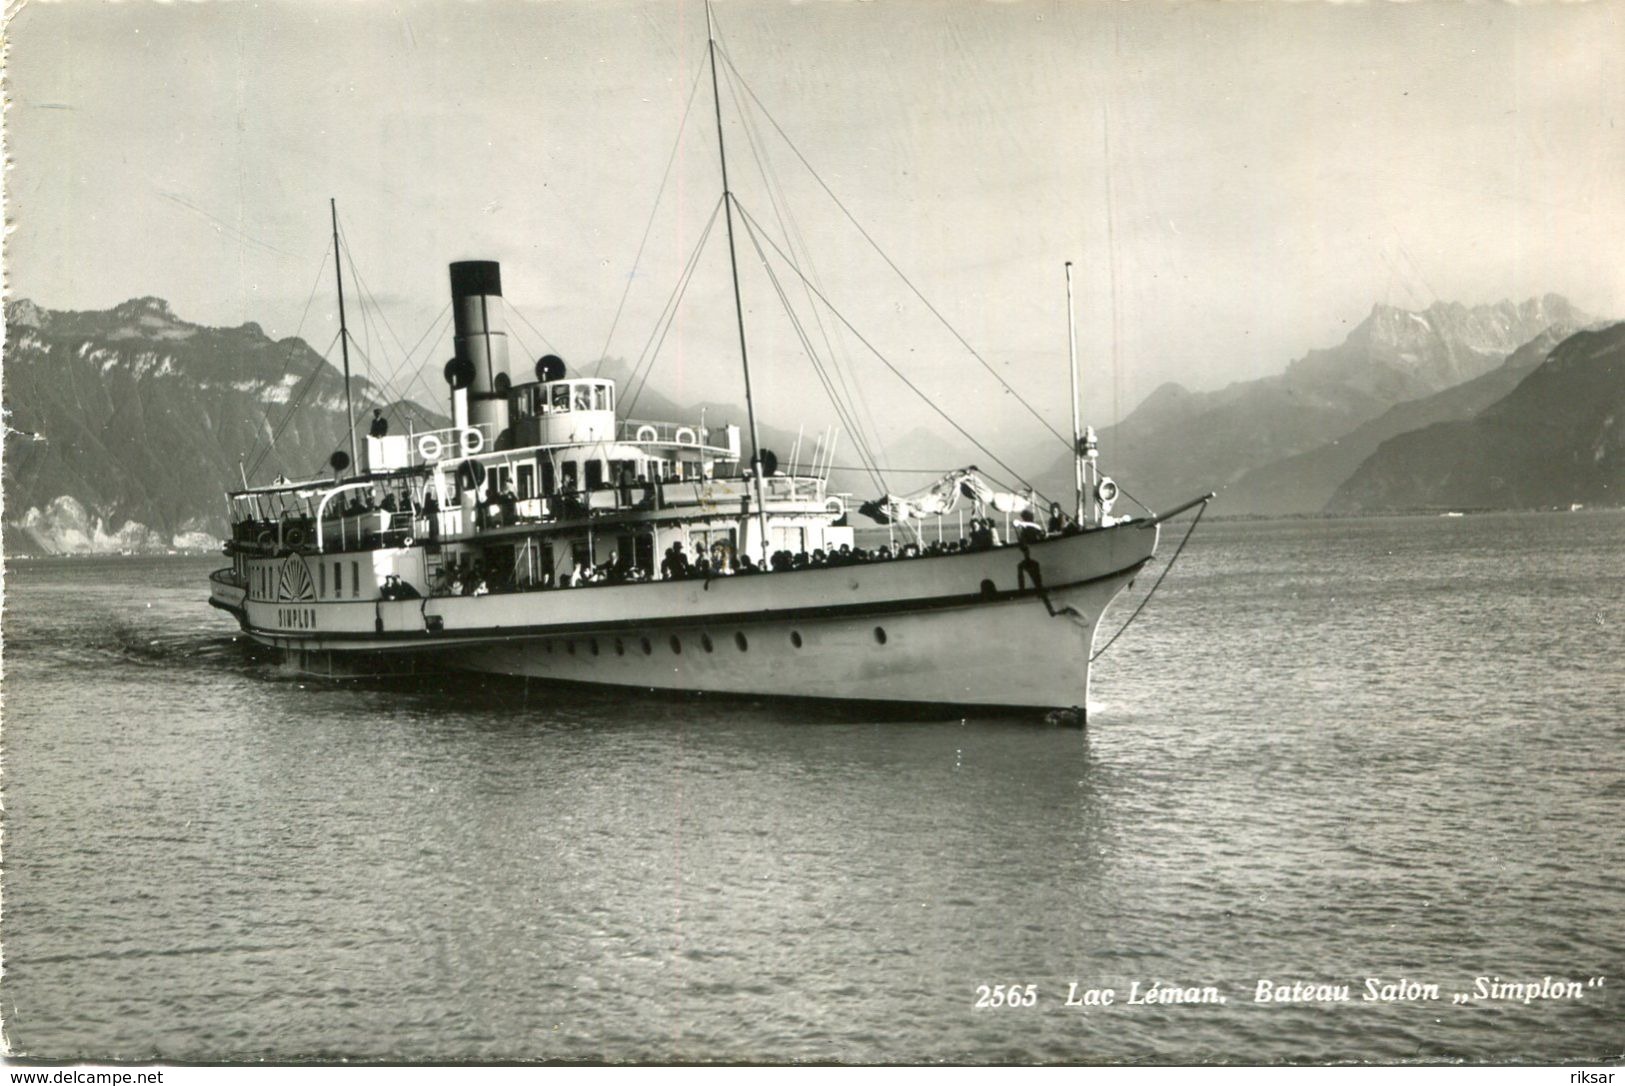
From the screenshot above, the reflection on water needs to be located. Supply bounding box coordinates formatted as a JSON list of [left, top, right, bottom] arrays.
[[3, 514, 1622, 1062]]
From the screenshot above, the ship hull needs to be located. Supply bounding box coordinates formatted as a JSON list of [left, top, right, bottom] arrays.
[[220, 522, 1159, 713]]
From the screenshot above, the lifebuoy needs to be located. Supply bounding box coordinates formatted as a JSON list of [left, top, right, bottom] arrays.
[[417, 433, 444, 461], [675, 426, 697, 445], [256, 530, 273, 546], [824, 496, 847, 519], [286, 528, 305, 546], [635, 424, 659, 443], [456, 460, 487, 491], [1097, 477, 1119, 505], [459, 428, 485, 456]]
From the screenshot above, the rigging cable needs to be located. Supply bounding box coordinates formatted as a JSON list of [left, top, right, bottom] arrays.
[[712, 26, 890, 479], [735, 202, 890, 496], [240, 248, 333, 473], [717, 47, 1074, 452], [335, 219, 447, 429], [1088, 499, 1208, 663], [620, 195, 727, 419], [733, 198, 1037, 494], [593, 56, 711, 377], [507, 302, 559, 358], [246, 330, 342, 482]]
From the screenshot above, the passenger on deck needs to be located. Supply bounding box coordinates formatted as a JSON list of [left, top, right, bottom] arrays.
[[369, 409, 389, 438], [422, 490, 440, 542], [660, 542, 690, 580], [617, 463, 636, 508]]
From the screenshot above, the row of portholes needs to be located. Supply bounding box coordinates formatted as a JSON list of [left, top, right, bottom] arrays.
[[541, 625, 890, 658]]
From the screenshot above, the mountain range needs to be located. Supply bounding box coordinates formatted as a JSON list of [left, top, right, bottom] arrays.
[[1037, 295, 1589, 512], [3, 293, 1617, 554], [1328, 321, 1624, 512], [3, 297, 436, 553]]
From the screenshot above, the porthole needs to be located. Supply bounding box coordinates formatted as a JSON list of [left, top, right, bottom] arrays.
[[701, 633, 714, 653], [670, 635, 682, 655], [614, 638, 625, 656], [641, 637, 653, 656], [735, 632, 749, 652], [790, 630, 803, 649], [589, 638, 600, 656], [873, 626, 888, 645]]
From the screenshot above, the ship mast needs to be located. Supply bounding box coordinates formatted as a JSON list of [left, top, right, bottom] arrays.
[[1066, 261, 1084, 523], [330, 198, 359, 470], [706, 3, 771, 561]]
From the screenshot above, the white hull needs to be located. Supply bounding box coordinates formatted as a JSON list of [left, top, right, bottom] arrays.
[[214, 523, 1160, 713]]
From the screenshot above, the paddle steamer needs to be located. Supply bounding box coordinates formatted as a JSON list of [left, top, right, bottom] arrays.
[[207, 12, 1208, 716]]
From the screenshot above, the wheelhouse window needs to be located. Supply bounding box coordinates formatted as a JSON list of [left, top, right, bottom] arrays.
[[552, 384, 571, 412], [573, 384, 591, 412], [592, 384, 609, 411]]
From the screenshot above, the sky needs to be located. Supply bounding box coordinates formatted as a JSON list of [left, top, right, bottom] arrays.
[[6, 0, 1623, 479]]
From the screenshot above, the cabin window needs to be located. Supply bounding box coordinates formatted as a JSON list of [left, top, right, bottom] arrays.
[[352, 561, 360, 598], [517, 464, 535, 500], [552, 384, 571, 412], [585, 460, 604, 490], [573, 384, 591, 412], [562, 461, 579, 494], [494, 466, 511, 495], [320, 564, 327, 597], [334, 562, 343, 595], [571, 540, 591, 571], [541, 461, 556, 497]]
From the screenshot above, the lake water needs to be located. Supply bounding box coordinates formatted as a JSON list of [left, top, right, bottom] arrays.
[[3, 511, 1621, 1063]]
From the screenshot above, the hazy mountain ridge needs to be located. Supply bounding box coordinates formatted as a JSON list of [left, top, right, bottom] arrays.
[[4, 297, 439, 553], [1220, 323, 1583, 515], [1039, 295, 1589, 511], [1327, 321, 1625, 512], [4, 293, 1610, 554]]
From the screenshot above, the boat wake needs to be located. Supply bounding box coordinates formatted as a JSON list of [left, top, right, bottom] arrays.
[[103, 619, 277, 673]]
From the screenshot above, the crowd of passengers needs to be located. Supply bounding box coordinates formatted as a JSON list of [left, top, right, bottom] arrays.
[[420, 508, 1084, 597]]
